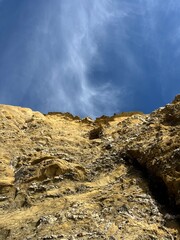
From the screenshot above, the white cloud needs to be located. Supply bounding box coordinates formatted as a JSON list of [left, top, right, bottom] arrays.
[[36, 0, 124, 117]]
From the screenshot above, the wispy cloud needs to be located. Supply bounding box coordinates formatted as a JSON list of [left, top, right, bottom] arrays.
[[0, 0, 128, 117], [0, 0, 180, 116], [40, 0, 123, 117]]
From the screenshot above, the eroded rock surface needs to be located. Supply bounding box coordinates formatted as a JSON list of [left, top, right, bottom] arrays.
[[0, 96, 179, 239]]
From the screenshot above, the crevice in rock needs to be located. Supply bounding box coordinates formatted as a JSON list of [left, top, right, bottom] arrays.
[[122, 153, 179, 215], [89, 126, 103, 140]]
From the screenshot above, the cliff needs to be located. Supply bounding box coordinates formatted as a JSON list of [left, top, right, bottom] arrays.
[[0, 95, 179, 239]]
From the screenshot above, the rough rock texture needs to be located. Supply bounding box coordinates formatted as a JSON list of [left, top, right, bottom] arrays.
[[0, 95, 179, 240]]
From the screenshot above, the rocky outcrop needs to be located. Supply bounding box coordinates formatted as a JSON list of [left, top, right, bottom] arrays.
[[117, 97, 180, 210], [0, 95, 179, 239]]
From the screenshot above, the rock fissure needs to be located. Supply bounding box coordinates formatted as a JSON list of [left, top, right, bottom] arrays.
[[121, 152, 177, 214]]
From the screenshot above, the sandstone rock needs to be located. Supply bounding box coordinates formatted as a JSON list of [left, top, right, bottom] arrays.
[[0, 96, 179, 239]]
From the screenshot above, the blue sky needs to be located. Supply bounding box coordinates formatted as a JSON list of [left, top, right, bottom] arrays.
[[0, 0, 180, 118]]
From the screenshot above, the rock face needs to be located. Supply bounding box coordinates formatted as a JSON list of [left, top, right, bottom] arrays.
[[0, 95, 179, 240]]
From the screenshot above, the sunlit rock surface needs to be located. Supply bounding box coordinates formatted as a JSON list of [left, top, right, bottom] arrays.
[[0, 95, 179, 239]]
